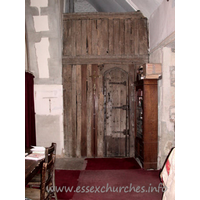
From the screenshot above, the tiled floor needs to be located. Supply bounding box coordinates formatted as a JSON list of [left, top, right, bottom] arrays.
[[55, 157, 87, 170]]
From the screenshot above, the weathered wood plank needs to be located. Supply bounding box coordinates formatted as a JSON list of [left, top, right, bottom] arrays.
[[129, 64, 135, 157], [113, 19, 120, 55], [119, 19, 125, 55], [76, 65, 82, 157], [97, 19, 102, 56], [63, 65, 72, 157], [134, 19, 139, 55], [81, 64, 87, 157], [108, 19, 114, 55], [82, 20, 87, 55], [139, 18, 148, 55], [76, 20, 82, 56], [87, 64, 92, 157], [119, 71, 127, 156], [86, 20, 92, 55], [92, 19, 98, 55], [63, 20, 71, 56], [125, 19, 131, 55], [101, 19, 109, 55], [131, 19, 135, 54], [97, 69, 104, 157], [71, 19, 76, 56], [92, 64, 99, 157], [71, 65, 77, 157]]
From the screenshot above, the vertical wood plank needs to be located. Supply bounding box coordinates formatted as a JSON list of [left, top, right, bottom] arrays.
[[76, 20, 82, 56], [108, 19, 114, 55], [105, 71, 112, 141], [97, 69, 104, 157], [113, 19, 120, 55], [101, 19, 109, 56], [125, 19, 131, 55], [131, 19, 135, 54], [82, 20, 87, 55], [129, 64, 135, 157], [62, 65, 68, 155], [62, 21, 67, 55], [71, 19, 76, 56], [76, 65, 82, 157], [120, 19, 125, 55], [71, 65, 77, 157], [63, 20, 70, 56], [92, 19, 98, 55], [91, 64, 99, 157], [139, 18, 148, 55], [87, 64, 92, 157], [63, 65, 72, 157], [97, 19, 102, 56], [134, 19, 139, 55], [86, 20, 92, 55], [81, 65, 87, 157], [94, 64, 99, 157]]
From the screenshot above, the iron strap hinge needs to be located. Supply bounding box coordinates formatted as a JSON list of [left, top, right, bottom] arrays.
[[112, 129, 130, 135], [112, 105, 129, 110], [109, 81, 126, 86]]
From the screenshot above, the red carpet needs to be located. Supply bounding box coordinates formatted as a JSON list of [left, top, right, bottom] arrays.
[[55, 158, 163, 200], [55, 170, 80, 200], [85, 157, 141, 170], [73, 169, 163, 200]]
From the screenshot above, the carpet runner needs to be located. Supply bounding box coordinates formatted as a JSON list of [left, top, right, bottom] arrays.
[[85, 157, 141, 170]]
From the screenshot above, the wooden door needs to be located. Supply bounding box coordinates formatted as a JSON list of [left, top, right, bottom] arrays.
[[104, 68, 129, 157]]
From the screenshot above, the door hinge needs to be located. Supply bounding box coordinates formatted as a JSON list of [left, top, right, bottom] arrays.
[[112, 105, 129, 110], [112, 129, 130, 136], [109, 81, 126, 86]]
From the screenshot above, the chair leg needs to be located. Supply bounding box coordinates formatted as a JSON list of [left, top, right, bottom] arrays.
[[53, 170, 57, 200]]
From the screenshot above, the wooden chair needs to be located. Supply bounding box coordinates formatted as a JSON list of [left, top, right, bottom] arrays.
[[25, 143, 57, 200]]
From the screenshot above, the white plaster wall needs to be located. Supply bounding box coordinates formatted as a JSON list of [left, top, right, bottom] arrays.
[[26, 0, 64, 156], [149, 0, 175, 50], [130, 0, 163, 18], [148, 0, 175, 169], [34, 85, 64, 155], [35, 38, 50, 78], [150, 47, 175, 169]]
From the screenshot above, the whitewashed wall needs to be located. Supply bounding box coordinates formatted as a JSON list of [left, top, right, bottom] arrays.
[[34, 85, 64, 155], [149, 0, 175, 51], [25, 0, 64, 155], [149, 0, 175, 169]]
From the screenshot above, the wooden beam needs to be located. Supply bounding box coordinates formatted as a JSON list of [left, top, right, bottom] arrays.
[[63, 11, 145, 21], [62, 56, 148, 65]]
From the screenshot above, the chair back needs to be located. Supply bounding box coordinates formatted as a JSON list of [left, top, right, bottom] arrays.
[[41, 143, 57, 200]]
